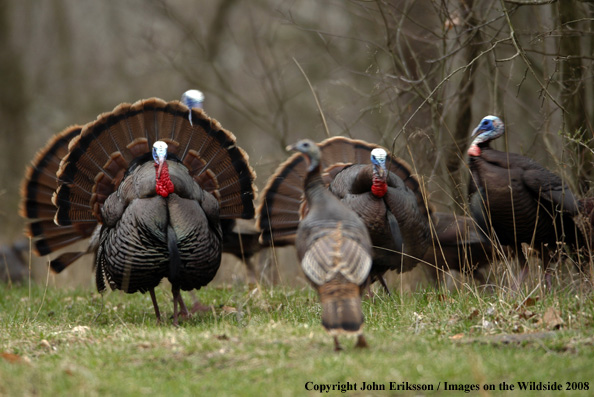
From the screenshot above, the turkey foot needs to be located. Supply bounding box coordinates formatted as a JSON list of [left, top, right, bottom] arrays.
[[333, 336, 343, 352], [149, 289, 162, 324], [172, 289, 191, 326], [355, 334, 369, 349]]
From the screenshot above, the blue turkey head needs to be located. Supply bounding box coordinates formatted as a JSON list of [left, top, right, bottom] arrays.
[[181, 90, 205, 126], [471, 115, 504, 144], [370, 148, 387, 179]]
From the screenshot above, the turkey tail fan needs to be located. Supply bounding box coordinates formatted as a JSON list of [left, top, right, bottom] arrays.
[[54, 98, 256, 228], [180, 106, 256, 219], [257, 152, 308, 245], [19, 125, 99, 272], [257, 136, 429, 245], [319, 278, 364, 334]]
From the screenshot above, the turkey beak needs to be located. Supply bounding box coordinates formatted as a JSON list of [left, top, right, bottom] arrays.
[[286, 144, 295, 152], [471, 126, 482, 137]]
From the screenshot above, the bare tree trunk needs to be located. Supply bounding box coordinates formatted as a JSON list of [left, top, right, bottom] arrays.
[[558, 0, 592, 192], [0, 1, 28, 240], [444, 0, 480, 207]]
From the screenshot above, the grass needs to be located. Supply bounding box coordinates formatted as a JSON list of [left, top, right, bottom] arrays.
[[1, 279, 593, 396]]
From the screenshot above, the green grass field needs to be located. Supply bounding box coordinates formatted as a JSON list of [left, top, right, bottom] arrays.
[[1, 279, 593, 396]]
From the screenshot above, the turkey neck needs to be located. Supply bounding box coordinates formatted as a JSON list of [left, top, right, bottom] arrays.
[[468, 133, 494, 157], [371, 173, 387, 198], [304, 161, 327, 205]]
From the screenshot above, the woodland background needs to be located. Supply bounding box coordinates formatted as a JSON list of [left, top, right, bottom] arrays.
[[1, 0, 593, 288]]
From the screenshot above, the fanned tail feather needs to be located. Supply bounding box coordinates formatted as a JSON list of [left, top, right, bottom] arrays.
[[49, 251, 88, 273], [257, 153, 308, 245], [19, 126, 95, 265]]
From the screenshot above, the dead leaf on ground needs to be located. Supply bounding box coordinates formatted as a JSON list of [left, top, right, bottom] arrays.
[[39, 339, 52, 350], [1, 352, 23, 363], [449, 333, 465, 340], [539, 307, 564, 330], [523, 297, 539, 307], [221, 305, 237, 314], [518, 310, 535, 320]]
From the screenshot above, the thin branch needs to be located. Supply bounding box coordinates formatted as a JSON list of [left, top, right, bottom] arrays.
[[392, 37, 509, 147], [499, 0, 567, 113], [292, 57, 331, 138]]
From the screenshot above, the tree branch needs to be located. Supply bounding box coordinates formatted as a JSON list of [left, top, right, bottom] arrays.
[[499, 0, 567, 113]]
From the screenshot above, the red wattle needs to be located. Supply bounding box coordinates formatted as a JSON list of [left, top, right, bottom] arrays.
[[371, 177, 388, 198], [155, 162, 174, 197], [467, 144, 481, 157]]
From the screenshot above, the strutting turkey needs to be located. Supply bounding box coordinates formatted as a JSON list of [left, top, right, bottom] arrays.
[[467, 115, 583, 279], [20, 93, 256, 323], [258, 136, 431, 291], [287, 139, 372, 351]]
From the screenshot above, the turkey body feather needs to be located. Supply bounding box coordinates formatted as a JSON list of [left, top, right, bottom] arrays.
[[469, 149, 579, 248]]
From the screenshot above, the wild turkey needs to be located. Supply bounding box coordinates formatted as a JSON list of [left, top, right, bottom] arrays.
[[467, 115, 581, 276], [286, 139, 372, 351], [20, 94, 256, 323], [258, 136, 431, 291]]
